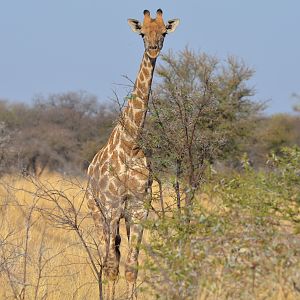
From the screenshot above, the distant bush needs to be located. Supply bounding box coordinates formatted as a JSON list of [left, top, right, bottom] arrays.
[[0, 92, 116, 176], [0, 122, 13, 175], [245, 114, 300, 166]]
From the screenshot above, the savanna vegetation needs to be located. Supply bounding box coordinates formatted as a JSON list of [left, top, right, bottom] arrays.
[[0, 49, 300, 299]]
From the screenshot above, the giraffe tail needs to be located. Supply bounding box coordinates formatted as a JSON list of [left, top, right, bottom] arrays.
[[125, 216, 131, 242], [123, 196, 131, 242]]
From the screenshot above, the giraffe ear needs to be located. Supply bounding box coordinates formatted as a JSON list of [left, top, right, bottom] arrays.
[[128, 19, 142, 34], [166, 19, 180, 33]]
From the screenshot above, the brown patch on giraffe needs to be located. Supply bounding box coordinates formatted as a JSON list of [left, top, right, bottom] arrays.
[[136, 90, 143, 100], [87, 198, 97, 211], [123, 119, 137, 137], [109, 162, 122, 177], [111, 149, 118, 162], [127, 177, 140, 190], [142, 57, 148, 67], [127, 107, 135, 119], [134, 110, 145, 126], [101, 147, 109, 162], [100, 162, 109, 174], [109, 134, 118, 150], [120, 137, 134, 155], [108, 139, 113, 150], [142, 67, 150, 77], [112, 160, 122, 174], [123, 106, 130, 117], [104, 190, 119, 203], [118, 173, 128, 185], [119, 149, 126, 163], [132, 147, 144, 158], [112, 132, 119, 148], [110, 199, 121, 209], [117, 183, 126, 195], [114, 128, 120, 142], [132, 97, 144, 109], [131, 168, 148, 179], [137, 81, 146, 93], [99, 177, 109, 190], [140, 72, 145, 82], [90, 175, 100, 190]]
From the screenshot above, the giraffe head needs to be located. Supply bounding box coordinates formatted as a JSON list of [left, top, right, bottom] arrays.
[[128, 9, 179, 59]]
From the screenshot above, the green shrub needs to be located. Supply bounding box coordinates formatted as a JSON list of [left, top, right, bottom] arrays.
[[143, 147, 300, 299]]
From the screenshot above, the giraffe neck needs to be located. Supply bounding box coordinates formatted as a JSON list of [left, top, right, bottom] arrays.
[[131, 52, 156, 109], [120, 53, 156, 138]]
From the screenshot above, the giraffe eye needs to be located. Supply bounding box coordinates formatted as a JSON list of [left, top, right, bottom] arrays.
[[140, 33, 145, 38], [162, 32, 167, 37]]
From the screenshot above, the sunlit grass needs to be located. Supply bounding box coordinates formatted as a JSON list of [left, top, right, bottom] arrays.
[[0, 173, 149, 299], [1, 170, 299, 299]]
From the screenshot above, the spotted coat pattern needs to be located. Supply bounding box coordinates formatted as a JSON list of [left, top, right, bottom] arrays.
[[87, 9, 179, 299]]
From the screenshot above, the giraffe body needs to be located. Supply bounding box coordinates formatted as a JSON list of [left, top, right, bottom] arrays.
[[87, 9, 179, 299]]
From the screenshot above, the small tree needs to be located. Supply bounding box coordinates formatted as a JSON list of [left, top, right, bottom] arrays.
[[143, 48, 261, 209]]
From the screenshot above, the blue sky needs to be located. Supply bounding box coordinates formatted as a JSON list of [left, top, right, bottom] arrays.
[[0, 1, 299, 114]]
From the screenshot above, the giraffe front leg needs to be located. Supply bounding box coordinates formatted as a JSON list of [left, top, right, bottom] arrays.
[[125, 204, 148, 299], [125, 222, 142, 280], [125, 230, 139, 300]]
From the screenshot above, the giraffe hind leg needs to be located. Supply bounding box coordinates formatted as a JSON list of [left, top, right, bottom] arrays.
[[104, 216, 123, 299], [87, 194, 117, 298]]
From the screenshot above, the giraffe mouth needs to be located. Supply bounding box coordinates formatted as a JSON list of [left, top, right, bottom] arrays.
[[147, 49, 160, 58]]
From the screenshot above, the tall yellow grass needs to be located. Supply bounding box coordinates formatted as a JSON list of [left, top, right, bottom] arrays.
[[0, 173, 151, 300]]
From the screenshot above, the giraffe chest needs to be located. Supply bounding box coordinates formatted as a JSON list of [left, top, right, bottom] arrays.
[[88, 132, 149, 200]]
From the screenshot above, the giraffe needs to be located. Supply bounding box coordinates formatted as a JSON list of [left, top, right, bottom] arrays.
[[87, 9, 179, 299]]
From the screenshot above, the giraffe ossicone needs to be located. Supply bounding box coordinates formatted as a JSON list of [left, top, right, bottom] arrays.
[[87, 9, 179, 299]]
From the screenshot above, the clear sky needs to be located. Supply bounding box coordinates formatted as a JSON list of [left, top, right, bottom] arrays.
[[0, 1, 299, 114]]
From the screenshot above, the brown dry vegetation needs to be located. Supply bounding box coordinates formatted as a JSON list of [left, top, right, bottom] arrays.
[[0, 173, 150, 300]]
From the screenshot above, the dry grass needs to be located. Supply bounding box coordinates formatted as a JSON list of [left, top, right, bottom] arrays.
[[1, 173, 300, 299], [0, 172, 153, 300]]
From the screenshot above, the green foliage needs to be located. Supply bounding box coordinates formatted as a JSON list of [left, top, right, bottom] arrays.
[[220, 147, 300, 223], [142, 48, 262, 208], [143, 147, 300, 299]]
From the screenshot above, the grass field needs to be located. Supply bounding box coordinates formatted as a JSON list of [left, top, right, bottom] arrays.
[[0, 170, 300, 299], [0, 173, 142, 299]]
